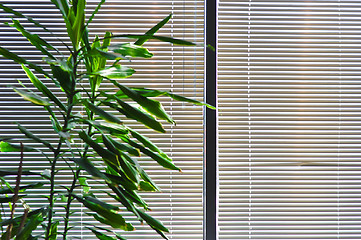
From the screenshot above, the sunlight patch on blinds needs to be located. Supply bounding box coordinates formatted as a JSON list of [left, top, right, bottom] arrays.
[[0, 0, 205, 239], [217, 0, 361, 239]]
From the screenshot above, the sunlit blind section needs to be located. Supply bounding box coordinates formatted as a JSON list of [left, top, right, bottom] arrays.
[[217, 0, 361, 239], [0, 0, 205, 239]]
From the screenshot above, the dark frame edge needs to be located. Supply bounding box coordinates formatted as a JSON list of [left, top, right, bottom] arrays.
[[204, 0, 217, 239]]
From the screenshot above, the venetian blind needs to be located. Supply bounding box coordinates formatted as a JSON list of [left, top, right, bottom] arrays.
[[217, 0, 361, 239], [0, 0, 205, 239]]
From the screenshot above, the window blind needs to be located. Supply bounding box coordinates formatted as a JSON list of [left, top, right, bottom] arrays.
[[217, 0, 361, 239], [0, 0, 205, 239]]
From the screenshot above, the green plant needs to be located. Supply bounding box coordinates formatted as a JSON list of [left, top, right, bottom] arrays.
[[0, 1, 214, 239]]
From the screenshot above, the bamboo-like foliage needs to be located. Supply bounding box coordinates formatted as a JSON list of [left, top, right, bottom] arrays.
[[0, 1, 214, 239]]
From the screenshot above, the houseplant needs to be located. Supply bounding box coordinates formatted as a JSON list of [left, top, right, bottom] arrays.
[[0, 0, 214, 239]]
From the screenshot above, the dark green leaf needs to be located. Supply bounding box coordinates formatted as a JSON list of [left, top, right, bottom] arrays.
[[103, 173, 138, 191], [21, 64, 66, 111], [129, 129, 161, 153], [78, 131, 118, 167], [0, 3, 51, 32], [139, 168, 161, 192], [107, 138, 140, 157], [0, 182, 43, 195], [76, 195, 127, 228], [72, 157, 109, 181], [135, 14, 172, 46], [15, 211, 45, 240], [110, 43, 153, 58], [97, 65, 135, 79], [13, 87, 51, 106], [107, 184, 139, 218], [110, 34, 196, 46], [139, 181, 158, 192], [166, 92, 216, 109], [111, 82, 173, 123], [50, 64, 72, 94], [125, 138, 180, 171], [0, 169, 39, 177], [0, 195, 25, 204], [18, 124, 54, 151], [118, 154, 139, 183], [86, 227, 117, 240], [10, 20, 56, 59], [85, 195, 119, 211], [136, 209, 169, 233], [72, 0, 85, 46], [0, 47, 48, 77], [113, 97, 165, 133], [86, 120, 128, 137], [84, 101, 122, 124]]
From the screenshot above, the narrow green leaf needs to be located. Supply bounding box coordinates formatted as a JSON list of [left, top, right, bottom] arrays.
[[113, 98, 165, 133], [50, 64, 72, 94], [110, 34, 196, 46], [12, 87, 50, 106], [94, 49, 124, 60], [136, 209, 169, 233], [139, 168, 161, 192], [118, 154, 139, 183], [72, 0, 85, 46], [0, 3, 51, 32], [139, 181, 158, 192], [110, 43, 153, 58], [85, 0, 106, 27], [15, 212, 44, 240], [125, 138, 180, 171], [107, 138, 140, 157], [18, 124, 54, 151], [135, 13, 172, 46], [85, 196, 119, 211], [103, 173, 138, 191], [0, 169, 39, 177], [129, 129, 160, 153], [10, 20, 56, 59], [111, 82, 173, 123], [84, 101, 122, 124], [21, 64, 66, 111], [48, 221, 59, 240], [76, 195, 127, 227], [86, 120, 128, 137], [107, 184, 139, 218], [0, 182, 43, 195], [97, 65, 135, 79], [72, 158, 109, 181], [166, 92, 216, 109], [86, 227, 117, 240], [87, 213, 134, 231], [78, 131, 118, 167], [0, 47, 48, 77]]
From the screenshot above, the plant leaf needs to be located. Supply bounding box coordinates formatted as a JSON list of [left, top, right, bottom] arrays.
[[86, 227, 117, 240], [12, 87, 50, 106], [110, 34, 196, 46], [166, 92, 216, 109], [15, 212, 44, 240], [72, 158, 109, 181], [85, 0, 106, 27], [110, 43, 153, 58], [111, 82, 173, 123], [18, 124, 54, 151], [86, 120, 128, 137], [50, 64, 73, 94], [84, 101, 122, 124], [135, 14, 172, 46], [78, 131, 118, 167], [9, 20, 56, 59], [97, 65, 135, 79], [125, 138, 180, 171], [21, 64, 66, 111], [136, 209, 169, 233], [0, 182, 43, 195], [0, 47, 48, 77], [112, 97, 165, 133]]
